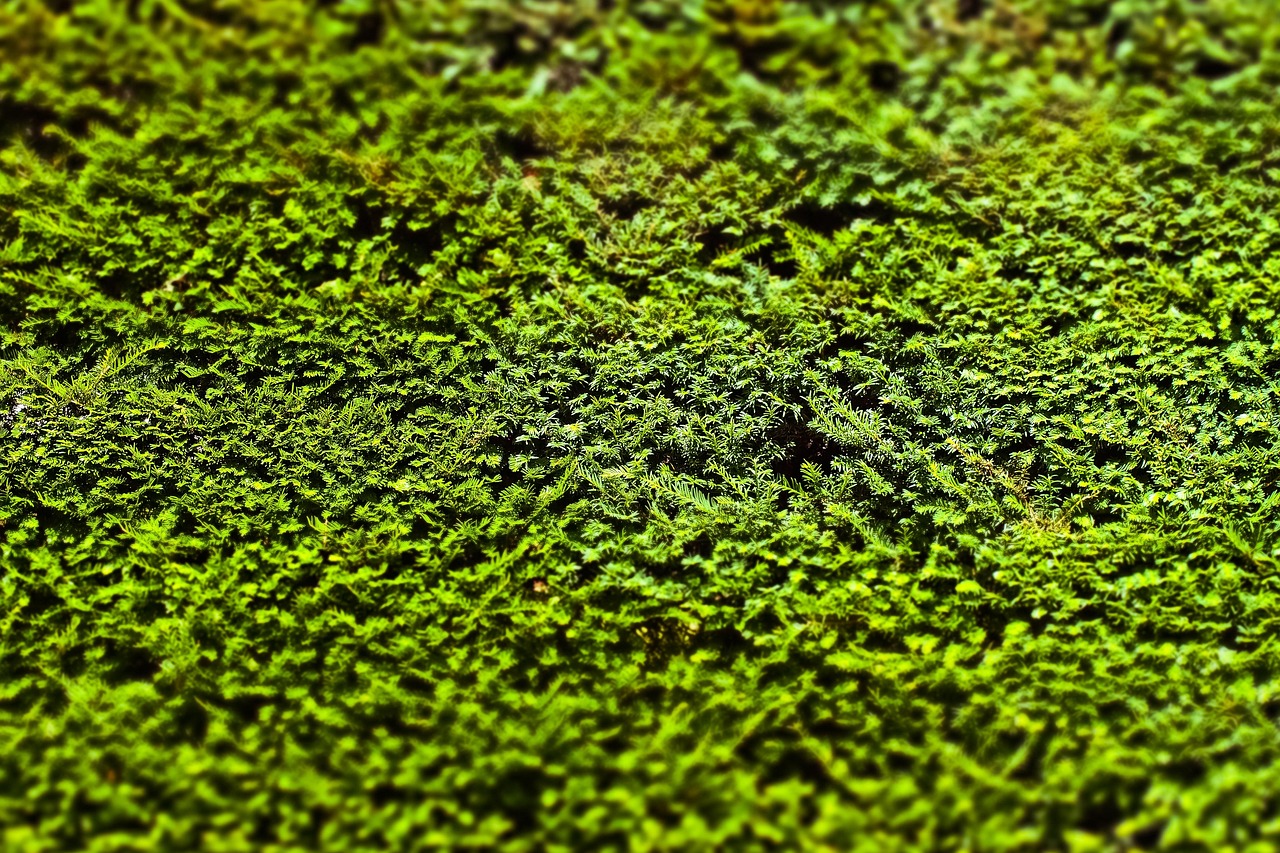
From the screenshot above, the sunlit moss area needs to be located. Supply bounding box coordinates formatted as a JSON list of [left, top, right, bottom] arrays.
[[4, 1, 1280, 849]]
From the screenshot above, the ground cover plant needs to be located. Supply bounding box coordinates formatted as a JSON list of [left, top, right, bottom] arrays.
[[3, 0, 1280, 849]]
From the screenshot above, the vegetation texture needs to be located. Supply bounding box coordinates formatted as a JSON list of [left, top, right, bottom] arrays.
[[4, 0, 1280, 849]]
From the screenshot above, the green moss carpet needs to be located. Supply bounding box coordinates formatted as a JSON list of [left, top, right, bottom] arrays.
[[4, 1, 1280, 849]]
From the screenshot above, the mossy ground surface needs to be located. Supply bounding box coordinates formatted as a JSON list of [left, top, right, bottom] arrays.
[[4, 1, 1280, 849]]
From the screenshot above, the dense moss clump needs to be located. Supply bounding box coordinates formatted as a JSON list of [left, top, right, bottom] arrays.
[[4, 0, 1280, 848]]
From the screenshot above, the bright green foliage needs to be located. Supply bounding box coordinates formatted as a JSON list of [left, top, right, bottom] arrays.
[[4, 0, 1280, 849]]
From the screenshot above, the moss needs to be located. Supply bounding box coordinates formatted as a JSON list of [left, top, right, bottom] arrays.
[[3, 0, 1280, 848]]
